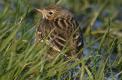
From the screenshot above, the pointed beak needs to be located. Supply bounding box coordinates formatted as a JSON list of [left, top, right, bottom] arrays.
[[35, 8, 43, 13], [34, 8, 47, 19]]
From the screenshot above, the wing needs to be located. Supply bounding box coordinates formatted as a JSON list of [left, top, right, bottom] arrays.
[[48, 17, 83, 54], [35, 18, 83, 57]]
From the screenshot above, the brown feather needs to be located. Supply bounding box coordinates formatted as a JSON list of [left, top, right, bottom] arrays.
[[35, 5, 83, 59]]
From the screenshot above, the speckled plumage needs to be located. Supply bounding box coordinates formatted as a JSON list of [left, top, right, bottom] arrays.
[[35, 5, 83, 59]]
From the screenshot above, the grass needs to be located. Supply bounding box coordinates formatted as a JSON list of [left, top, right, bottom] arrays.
[[0, 0, 122, 80]]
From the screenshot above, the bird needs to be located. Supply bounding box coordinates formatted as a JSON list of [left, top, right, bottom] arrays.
[[35, 5, 83, 60]]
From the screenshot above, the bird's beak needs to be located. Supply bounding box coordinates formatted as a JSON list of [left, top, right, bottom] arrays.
[[35, 8, 47, 19], [35, 8, 43, 13]]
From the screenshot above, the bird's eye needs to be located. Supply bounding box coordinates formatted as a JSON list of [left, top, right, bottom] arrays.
[[48, 11, 53, 15]]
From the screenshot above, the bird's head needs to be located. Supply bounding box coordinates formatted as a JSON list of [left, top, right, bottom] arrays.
[[35, 5, 73, 20]]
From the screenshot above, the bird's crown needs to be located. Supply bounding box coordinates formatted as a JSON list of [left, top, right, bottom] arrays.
[[35, 5, 73, 20]]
